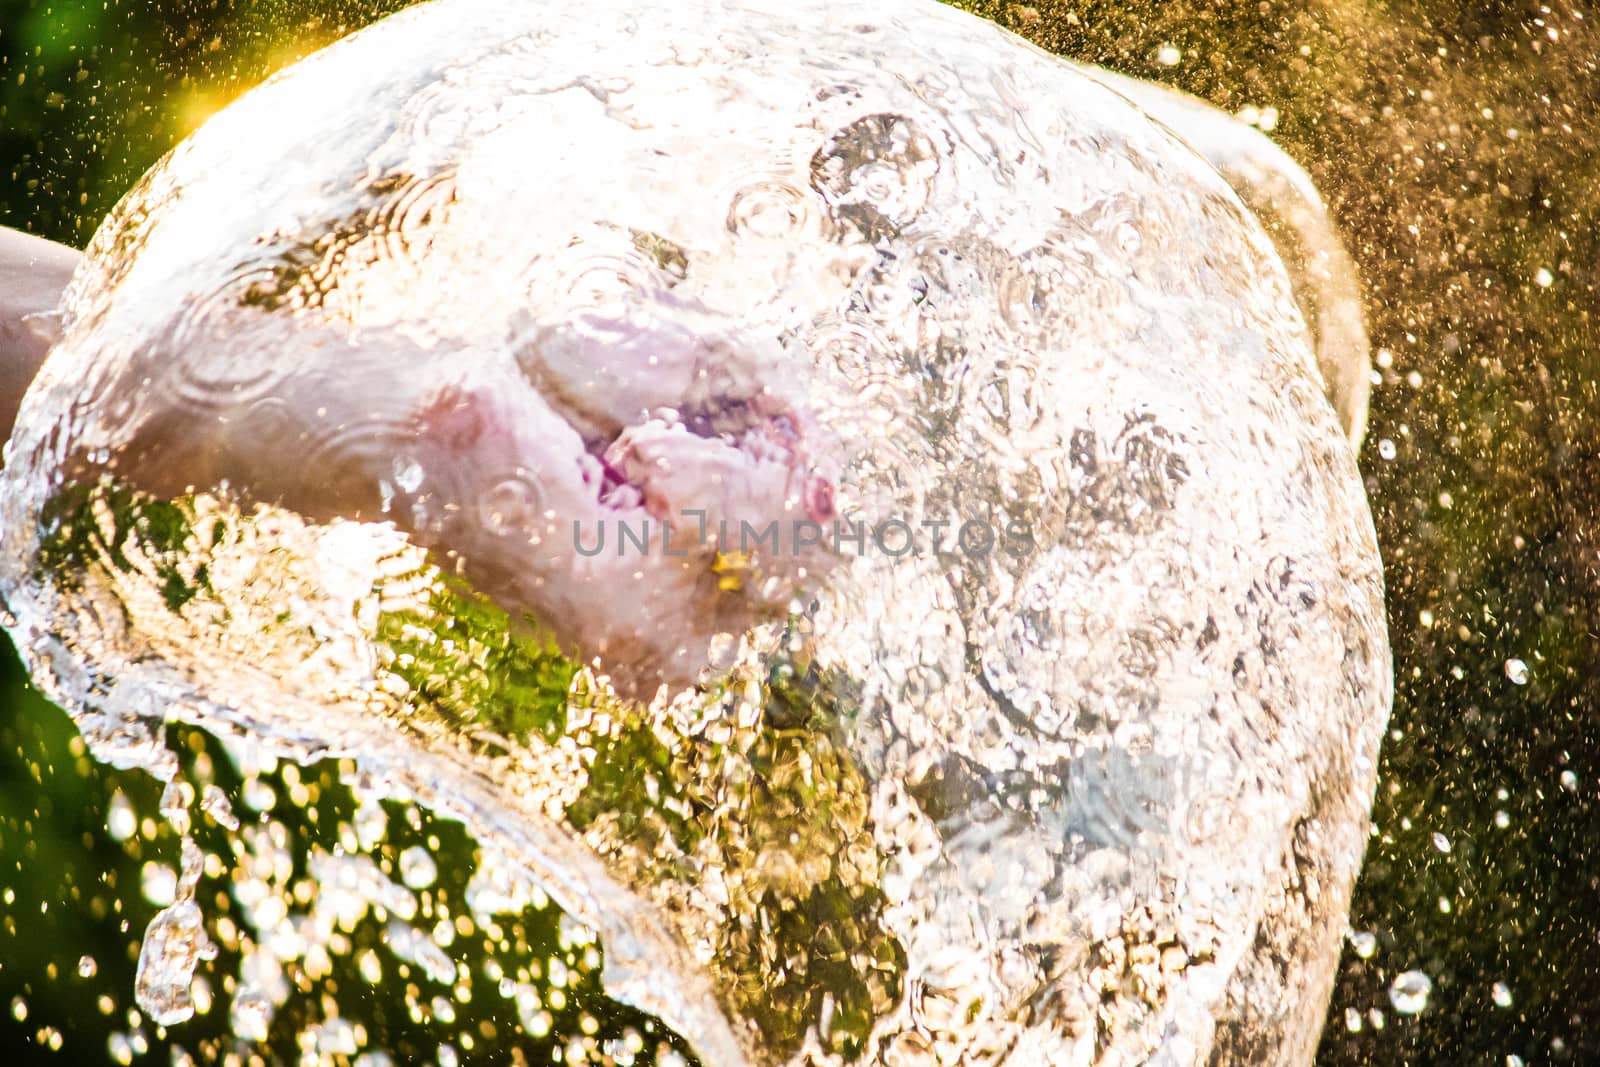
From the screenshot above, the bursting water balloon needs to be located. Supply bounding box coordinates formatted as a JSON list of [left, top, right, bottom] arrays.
[[0, 0, 1389, 1063]]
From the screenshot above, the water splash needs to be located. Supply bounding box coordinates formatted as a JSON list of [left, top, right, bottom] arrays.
[[0, 0, 1387, 1064]]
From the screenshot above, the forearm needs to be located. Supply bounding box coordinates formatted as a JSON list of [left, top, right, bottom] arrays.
[[0, 226, 80, 444]]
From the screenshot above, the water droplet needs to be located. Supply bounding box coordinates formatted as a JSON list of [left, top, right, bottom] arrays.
[[1156, 44, 1182, 66], [78, 954, 98, 978], [141, 863, 178, 907], [478, 476, 543, 535], [1505, 658, 1529, 685], [399, 846, 438, 889], [135, 898, 209, 1026], [1378, 438, 1397, 460], [1494, 810, 1511, 828], [201, 784, 238, 831], [1561, 769, 1578, 792], [726, 181, 815, 239], [1349, 930, 1378, 958], [1535, 267, 1554, 287], [392, 457, 425, 494], [107, 791, 137, 842], [1431, 832, 1451, 853], [1389, 969, 1433, 1015], [242, 778, 277, 812], [1492, 981, 1513, 1008], [232, 990, 273, 1043], [354, 801, 388, 851], [1344, 1007, 1362, 1032]]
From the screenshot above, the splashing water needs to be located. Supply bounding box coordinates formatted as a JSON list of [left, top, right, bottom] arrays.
[[0, 0, 1388, 1064]]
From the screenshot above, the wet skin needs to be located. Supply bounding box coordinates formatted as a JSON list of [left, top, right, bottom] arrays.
[[0, 227, 79, 444], [0, 226, 837, 697]]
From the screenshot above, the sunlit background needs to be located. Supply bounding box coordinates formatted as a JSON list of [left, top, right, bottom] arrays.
[[1, 0, 1597, 1063]]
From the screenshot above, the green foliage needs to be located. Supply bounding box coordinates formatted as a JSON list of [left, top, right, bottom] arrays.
[[375, 573, 579, 747]]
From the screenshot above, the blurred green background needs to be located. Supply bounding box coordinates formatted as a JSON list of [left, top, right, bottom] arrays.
[[1, 0, 1597, 1063]]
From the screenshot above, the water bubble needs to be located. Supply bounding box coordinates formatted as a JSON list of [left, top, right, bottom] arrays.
[[725, 181, 816, 240], [478, 476, 543, 535], [0, 1, 1393, 1061], [1388, 969, 1433, 1015], [1504, 658, 1530, 685], [810, 112, 939, 237]]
